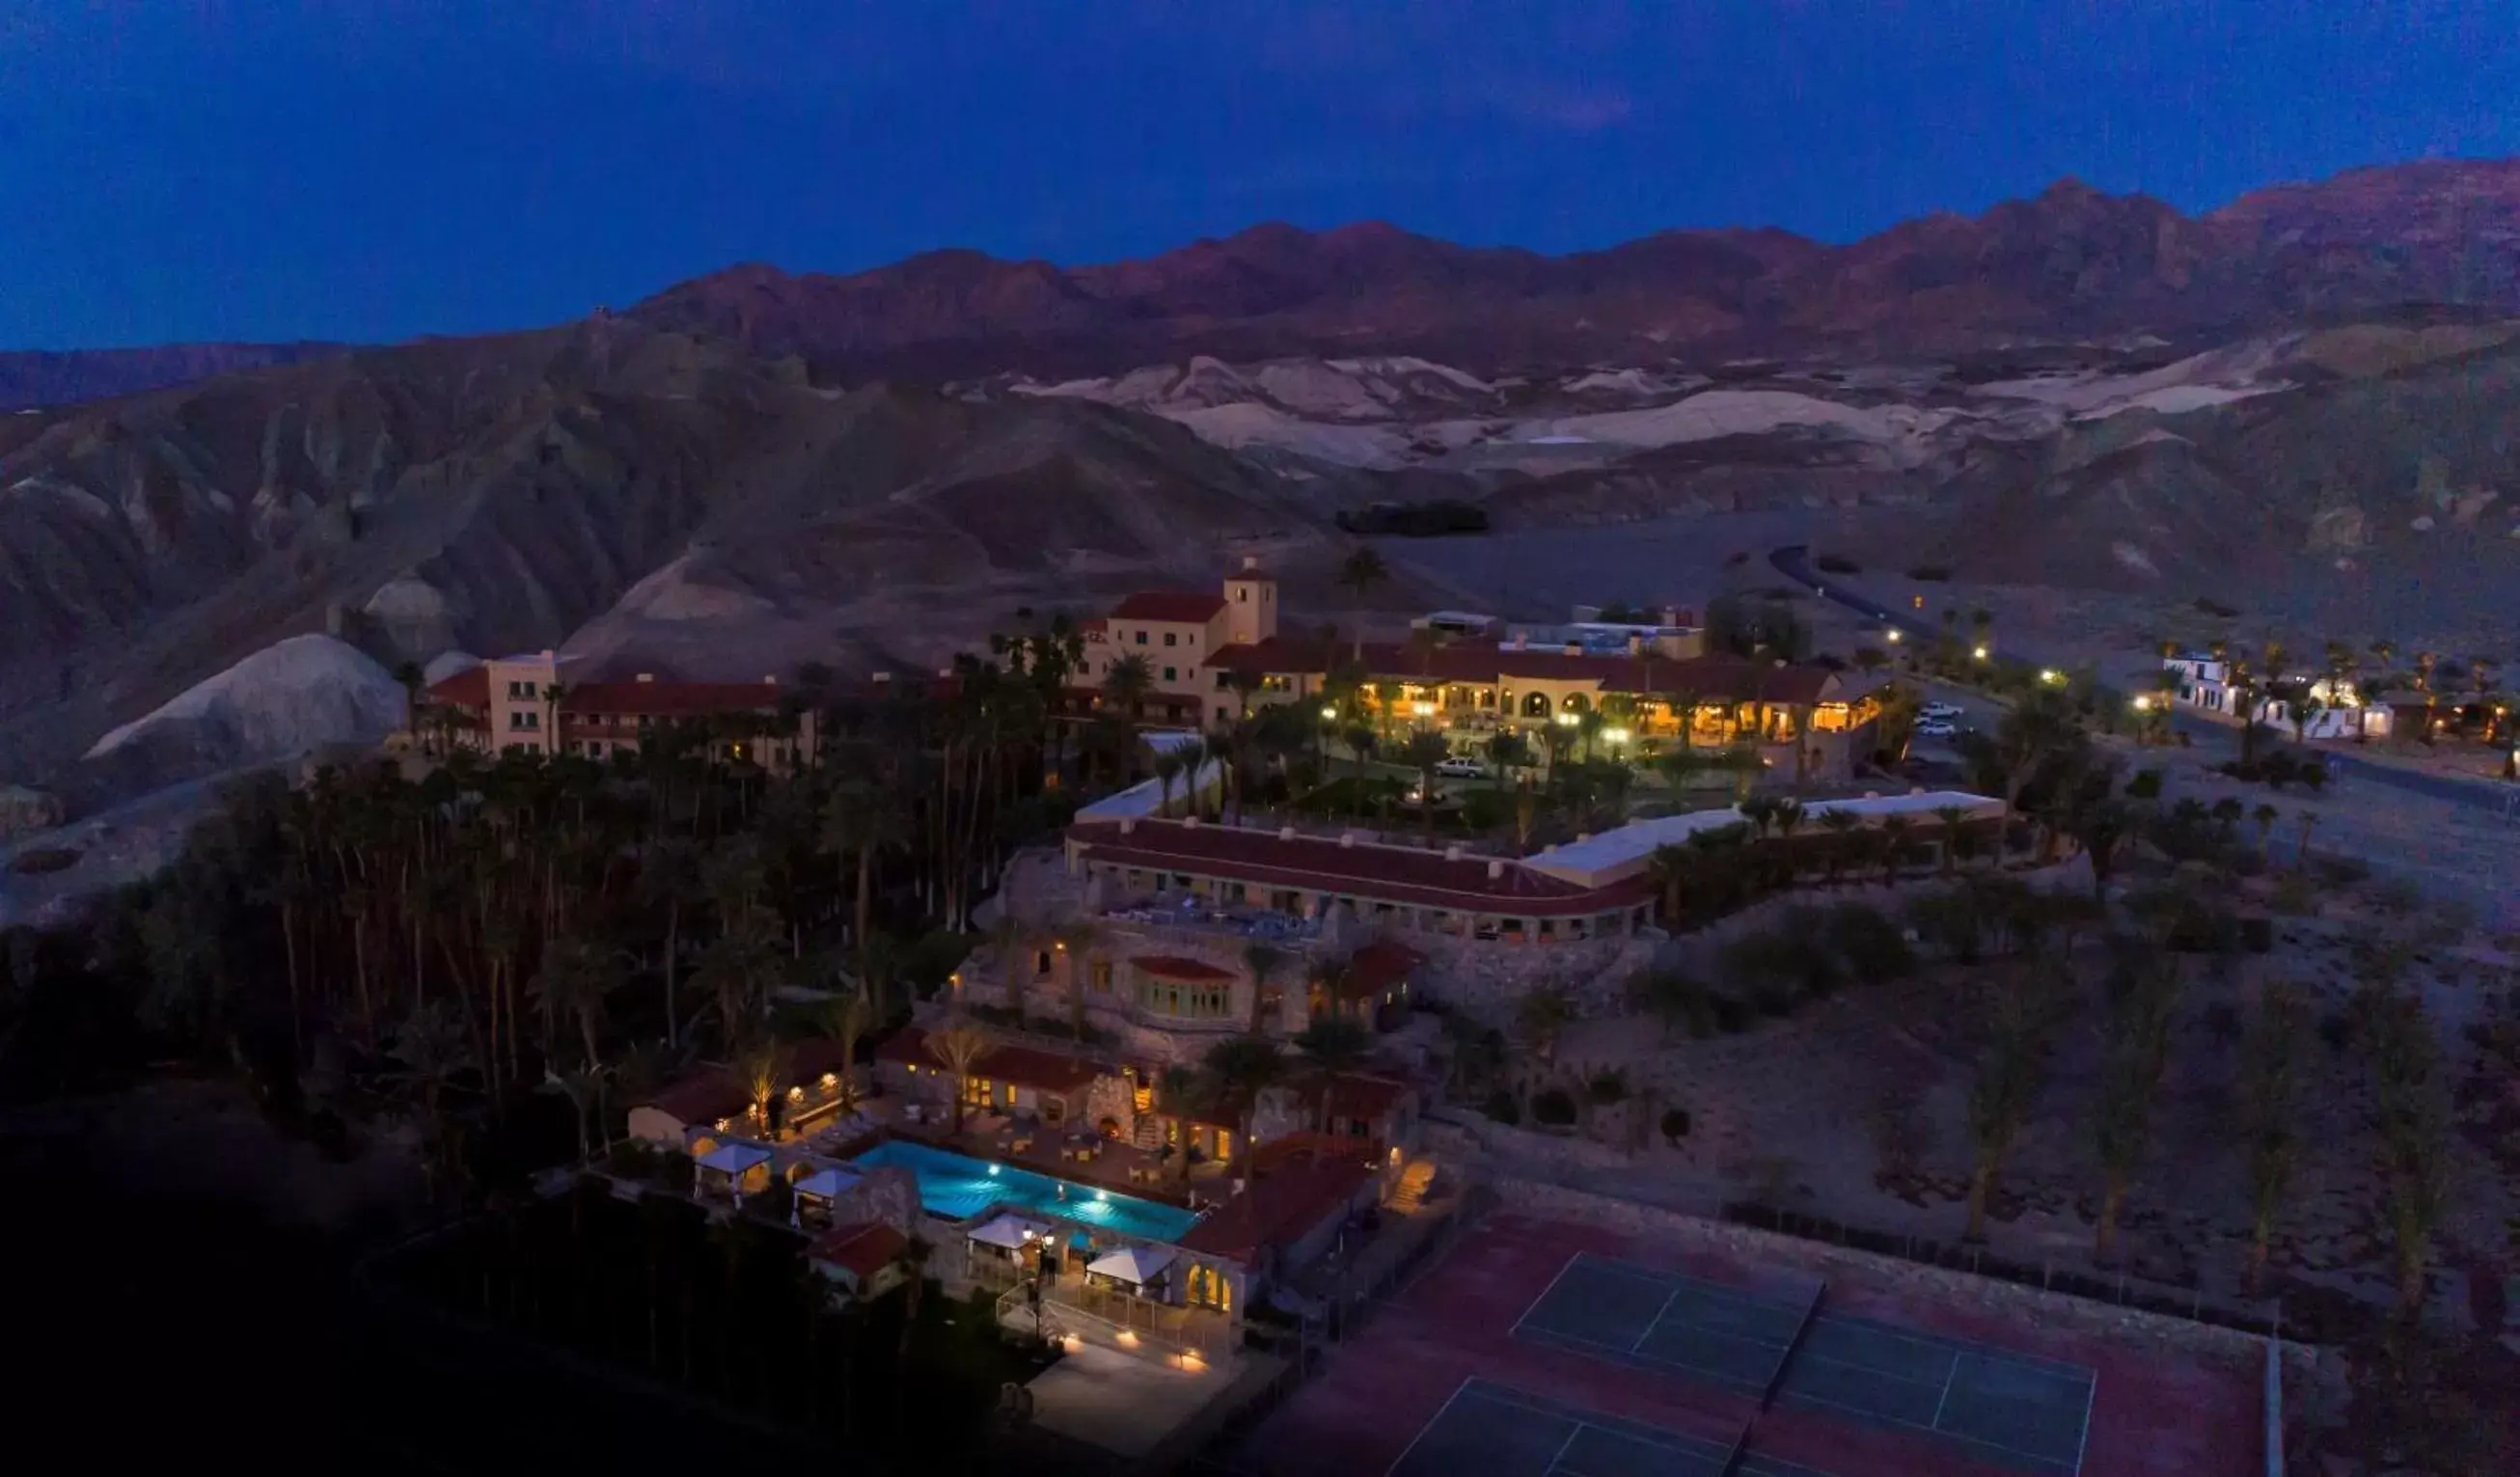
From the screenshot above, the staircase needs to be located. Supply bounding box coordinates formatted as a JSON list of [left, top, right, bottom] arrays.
[[1133, 1114, 1166, 1152], [1388, 1158, 1438, 1214]]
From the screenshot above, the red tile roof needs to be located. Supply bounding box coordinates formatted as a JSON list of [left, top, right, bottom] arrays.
[[1202, 639, 1838, 705], [1337, 941, 1425, 1001], [1110, 590, 1228, 624], [1067, 819, 1654, 917], [1178, 1137, 1378, 1261], [1322, 1073, 1415, 1123], [875, 1026, 1103, 1093], [1131, 954, 1235, 982], [426, 668, 491, 709], [639, 1038, 863, 1129], [809, 1221, 906, 1279]]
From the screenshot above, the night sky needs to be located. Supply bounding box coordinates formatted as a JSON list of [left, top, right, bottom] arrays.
[[4, 1, 2515, 348]]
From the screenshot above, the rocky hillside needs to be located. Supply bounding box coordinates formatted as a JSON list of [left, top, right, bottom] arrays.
[[634, 161, 2520, 377], [0, 318, 1387, 789]]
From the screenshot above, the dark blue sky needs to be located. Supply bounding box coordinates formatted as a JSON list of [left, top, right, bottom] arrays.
[[4, 1, 2514, 349]]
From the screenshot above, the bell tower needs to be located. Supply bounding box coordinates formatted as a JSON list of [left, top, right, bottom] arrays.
[[1222, 556, 1277, 646]]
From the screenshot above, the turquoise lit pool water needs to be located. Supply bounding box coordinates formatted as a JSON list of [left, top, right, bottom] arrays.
[[850, 1138, 1200, 1243]]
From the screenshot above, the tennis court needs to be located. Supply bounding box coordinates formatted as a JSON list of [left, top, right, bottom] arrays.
[[1513, 1252, 2095, 1476], [1386, 1380, 1837, 1477]]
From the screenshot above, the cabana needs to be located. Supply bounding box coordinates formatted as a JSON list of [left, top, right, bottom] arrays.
[[695, 1141, 773, 1205], [789, 1164, 863, 1227], [1085, 1244, 1177, 1295]]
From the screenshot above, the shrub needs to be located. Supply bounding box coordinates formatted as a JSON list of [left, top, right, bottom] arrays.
[[607, 1139, 661, 1178], [7, 846, 79, 876], [2317, 1010, 2357, 1055], [1481, 1090, 1520, 1126], [1906, 564, 1952, 582], [1815, 553, 1861, 575], [2125, 769, 2163, 800], [1712, 996, 1754, 1034], [1659, 1108, 1691, 1145], [658, 1152, 697, 1194], [1530, 1087, 1578, 1127], [1825, 902, 1917, 981]]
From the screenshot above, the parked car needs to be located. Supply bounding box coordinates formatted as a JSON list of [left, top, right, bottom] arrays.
[[1434, 756, 1488, 780], [1913, 720, 1958, 739], [1921, 702, 1964, 720]]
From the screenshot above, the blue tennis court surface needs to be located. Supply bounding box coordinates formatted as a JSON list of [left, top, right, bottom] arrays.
[[1386, 1380, 1837, 1477], [1511, 1252, 2095, 1476]]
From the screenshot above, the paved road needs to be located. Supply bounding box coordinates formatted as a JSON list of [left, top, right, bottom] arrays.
[[1769, 544, 2519, 820]]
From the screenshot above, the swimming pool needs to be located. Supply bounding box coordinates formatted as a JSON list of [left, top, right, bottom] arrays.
[[850, 1138, 1200, 1243]]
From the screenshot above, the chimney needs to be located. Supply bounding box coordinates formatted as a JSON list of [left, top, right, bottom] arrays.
[[1120, 817, 1137, 834], [636, 672, 655, 684], [1182, 815, 1200, 830], [1486, 859, 1505, 880], [1443, 843, 1465, 862], [1278, 826, 1298, 841], [1338, 832, 1357, 849], [763, 675, 777, 686], [1564, 641, 1583, 656], [1242, 555, 1260, 571], [871, 670, 893, 684]]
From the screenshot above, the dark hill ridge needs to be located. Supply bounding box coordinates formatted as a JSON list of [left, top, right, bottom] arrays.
[[12, 157, 2518, 407], [632, 160, 2520, 377]]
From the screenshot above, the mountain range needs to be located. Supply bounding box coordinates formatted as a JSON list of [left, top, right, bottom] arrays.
[[3, 156, 2517, 814]]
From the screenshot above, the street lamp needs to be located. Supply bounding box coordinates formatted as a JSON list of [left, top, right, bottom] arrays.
[[2131, 695, 2152, 712], [1604, 727, 1630, 746], [1884, 629, 1902, 643], [1411, 700, 1435, 719], [1972, 645, 1989, 662], [1319, 704, 1338, 721], [2039, 669, 2062, 686]]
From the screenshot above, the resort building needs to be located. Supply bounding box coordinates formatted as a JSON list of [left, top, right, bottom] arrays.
[[1075, 560, 1878, 781], [422, 650, 818, 770]]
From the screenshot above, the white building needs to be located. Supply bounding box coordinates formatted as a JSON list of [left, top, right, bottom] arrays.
[[2161, 655, 2390, 740]]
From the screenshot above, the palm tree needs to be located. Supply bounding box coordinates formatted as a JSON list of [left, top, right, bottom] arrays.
[[2251, 803, 2279, 860], [1243, 943, 1285, 1034], [1962, 960, 2062, 1243], [1334, 547, 1391, 663], [1628, 967, 1709, 1042], [1398, 730, 1451, 839], [1151, 750, 1183, 818], [2293, 809, 2319, 870], [1931, 804, 1969, 876], [924, 1018, 993, 1135], [2240, 979, 2306, 1296], [1202, 1034, 1291, 1171], [1817, 807, 1861, 885], [1485, 729, 1531, 792], [987, 913, 1032, 1021], [528, 933, 620, 1071], [2090, 946, 2181, 1265], [2368, 989, 2452, 1320], [1340, 725, 1378, 795], [1102, 653, 1155, 725], [733, 1038, 790, 1137], [1294, 1014, 1375, 1155], [814, 991, 875, 1110], [1876, 814, 1913, 886], [1516, 982, 1575, 1068], [392, 660, 429, 749], [1646, 844, 1695, 926], [1156, 1066, 1210, 1188], [542, 1064, 610, 1163], [1047, 917, 1104, 1042]]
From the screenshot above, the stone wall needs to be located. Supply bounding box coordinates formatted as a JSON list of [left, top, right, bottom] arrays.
[[1653, 857, 2094, 975], [1082, 1073, 1139, 1136], [1411, 932, 1658, 1025]]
